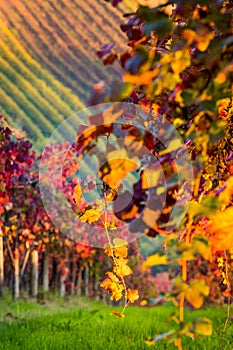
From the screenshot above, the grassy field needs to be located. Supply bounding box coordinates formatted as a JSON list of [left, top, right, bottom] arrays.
[[0, 297, 232, 349]]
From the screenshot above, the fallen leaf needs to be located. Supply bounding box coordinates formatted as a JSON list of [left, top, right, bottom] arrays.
[[111, 310, 125, 318]]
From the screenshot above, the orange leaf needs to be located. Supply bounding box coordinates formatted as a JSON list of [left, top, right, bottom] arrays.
[[207, 207, 233, 252], [104, 240, 128, 259], [89, 104, 124, 126], [73, 184, 82, 206], [106, 272, 119, 283], [111, 310, 125, 318], [123, 67, 159, 85], [100, 272, 124, 301], [113, 238, 128, 258], [218, 177, 233, 205], [99, 149, 138, 188], [127, 289, 139, 303], [141, 167, 161, 189]]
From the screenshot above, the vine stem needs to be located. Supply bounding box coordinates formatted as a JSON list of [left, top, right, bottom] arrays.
[[178, 219, 191, 348], [221, 250, 231, 350], [179, 259, 187, 324], [103, 192, 128, 313]]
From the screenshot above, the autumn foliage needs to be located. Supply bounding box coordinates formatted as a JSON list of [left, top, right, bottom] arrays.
[[88, 0, 233, 347], [0, 0, 233, 349]]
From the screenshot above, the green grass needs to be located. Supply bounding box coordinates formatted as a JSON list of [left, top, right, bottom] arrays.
[[0, 297, 232, 349]]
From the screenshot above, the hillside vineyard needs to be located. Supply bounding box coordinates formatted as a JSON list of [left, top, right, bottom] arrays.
[[0, 0, 134, 149]]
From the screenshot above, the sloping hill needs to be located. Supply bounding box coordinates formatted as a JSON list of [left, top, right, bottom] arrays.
[[0, 0, 135, 149]]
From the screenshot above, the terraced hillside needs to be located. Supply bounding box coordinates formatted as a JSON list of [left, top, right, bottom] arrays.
[[0, 0, 136, 149]]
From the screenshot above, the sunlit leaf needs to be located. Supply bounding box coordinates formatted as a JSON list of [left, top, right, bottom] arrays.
[[172, 279, 209, 309], [207, 206, 233, 252], [193, 318, 212, 336], [218, 176, 233, 205], [79, 208, 101, 224], [100, 272, 124, 301], [99, 149, 138, 188], [185, 280, 210, 309], [127, 288, 139, 303], [113, 258, 133, 277], [124, 68, 159, 85], [182, 29, 214, 51], [104, 238, 128, 259], [142, 253, 167, 270], [188, 196, 221, 219], [89, 104, 124, 126], [73, 184, 82, 206]]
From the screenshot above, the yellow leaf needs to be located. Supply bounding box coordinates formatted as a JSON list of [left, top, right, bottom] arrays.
[[161, 50, 191, 74], [140, 299, 148, 306], [110, 286, 124, 301], [113, 238, 128, 258], [182, 29, 214, 52], [104, 221, 117, 229], [145, 340, 156, 346], [106, 272, 119, 283], [185, 280, 209, 309], [160, 72, 181, 90], [103, 244, 113, 257], [171, 50, 191, 74], [175, 90, 184, 106], [142, 253, 167, 270], [172, 280, 189, 296], [105, 245, 128, 259], [113, 258, 132, 277], [113, 238, 128, 247], [196, 31, 214, 51], [127, 288, 139, 303], [193, 318, 212, 336], [172, 279, 209, 308], [79, 208, 101, 224], [186, 288, 204, 309], [100, 272, 124, 301], [104, 238, 128, 258]]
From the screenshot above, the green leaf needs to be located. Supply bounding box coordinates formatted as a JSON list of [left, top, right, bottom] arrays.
[[192, 236, 211, 260], [144, 17, 172, 36], [209, 120, 226, 143], [188, 196, 222, 219]]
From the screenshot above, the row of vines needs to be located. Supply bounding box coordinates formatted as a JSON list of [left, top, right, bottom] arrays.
[[0, 117, 157, 304]]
